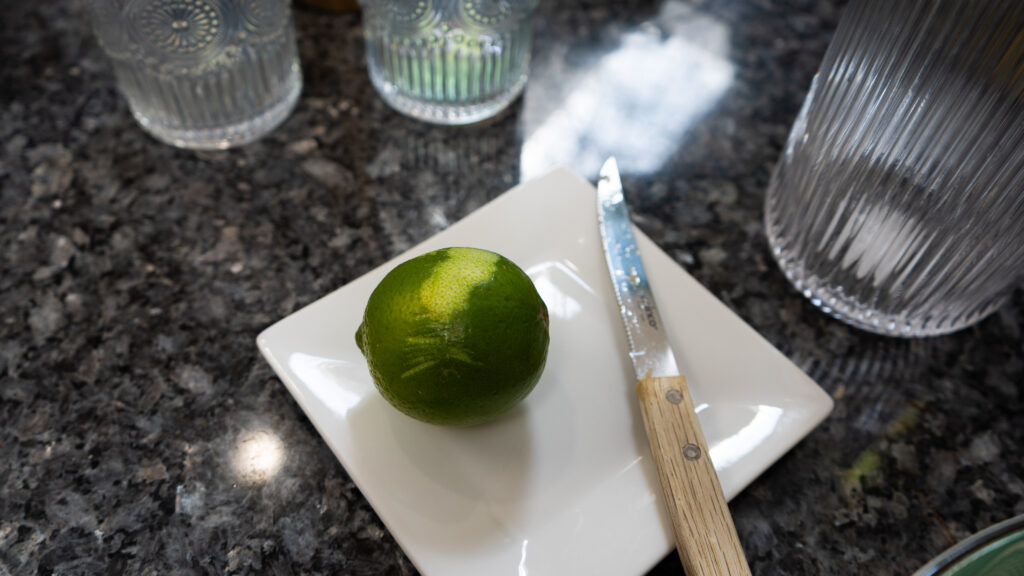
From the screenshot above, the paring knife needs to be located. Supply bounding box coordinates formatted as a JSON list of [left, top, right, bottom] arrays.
[[597, 157, 752, 576]]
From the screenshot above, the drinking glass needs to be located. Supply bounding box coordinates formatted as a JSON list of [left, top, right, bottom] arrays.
[[85, 0, 302, 149], [360, 0, 538, 125], [764, 0, 1024, 337]]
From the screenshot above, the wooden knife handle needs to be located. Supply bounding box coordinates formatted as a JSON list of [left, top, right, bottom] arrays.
[[636, 375, 752, 576]]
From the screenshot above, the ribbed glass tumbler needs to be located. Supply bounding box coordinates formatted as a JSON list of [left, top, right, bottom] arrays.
[[765, 0, 1024, 337], [85, 0, 302, 149]]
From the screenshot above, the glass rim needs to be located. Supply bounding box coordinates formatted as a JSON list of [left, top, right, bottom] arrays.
[[912, 514, 1024, 576]]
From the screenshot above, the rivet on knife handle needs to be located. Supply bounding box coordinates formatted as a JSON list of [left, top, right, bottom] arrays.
[[636, 375, 752, 576]]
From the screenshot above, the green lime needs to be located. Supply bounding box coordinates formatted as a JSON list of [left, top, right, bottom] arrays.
[[355, 247, 550, 426]]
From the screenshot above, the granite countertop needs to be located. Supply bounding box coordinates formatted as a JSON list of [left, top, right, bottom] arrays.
[[2, 0, 1022, 574]]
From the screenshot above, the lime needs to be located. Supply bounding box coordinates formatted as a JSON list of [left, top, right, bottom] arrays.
[[355, 247, 550, 426]]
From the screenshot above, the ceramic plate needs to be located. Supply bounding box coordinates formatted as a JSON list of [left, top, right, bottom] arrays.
[[257, 167, 833, 576]]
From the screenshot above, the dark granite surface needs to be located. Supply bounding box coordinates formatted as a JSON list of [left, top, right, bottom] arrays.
[[2, 0, 1022, 574]]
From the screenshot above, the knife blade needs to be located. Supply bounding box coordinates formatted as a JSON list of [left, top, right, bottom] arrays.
[[597, 157, 752, 576]]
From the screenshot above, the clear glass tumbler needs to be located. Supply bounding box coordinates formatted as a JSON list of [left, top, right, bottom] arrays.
[[360, 0, 538, 125], [85, 0, 302, 149], [765, 0, 1024, 337]]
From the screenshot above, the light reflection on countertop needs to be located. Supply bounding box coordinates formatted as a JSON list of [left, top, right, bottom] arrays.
[[233, 429, 285, 483], [521, 1, 735, 181]]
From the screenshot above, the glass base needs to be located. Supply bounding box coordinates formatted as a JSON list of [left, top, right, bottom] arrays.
[[130, 71, 302, 150], [371, 73, 527, 126], [766, 227, 1009, 338]]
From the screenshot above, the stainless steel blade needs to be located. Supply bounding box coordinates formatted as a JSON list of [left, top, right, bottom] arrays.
[[597, 157, 680, 381]]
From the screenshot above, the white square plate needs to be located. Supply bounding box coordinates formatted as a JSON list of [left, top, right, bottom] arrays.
[[257, 167, 833, 576]]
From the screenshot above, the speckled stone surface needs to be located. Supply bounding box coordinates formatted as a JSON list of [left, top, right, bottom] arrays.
[[1, 0, 1022, 574]]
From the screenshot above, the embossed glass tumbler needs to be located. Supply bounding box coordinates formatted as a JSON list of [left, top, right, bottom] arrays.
[[764, 0, 1024, 337], [360, 0, 538, 125], [85, 0, 302, 149]]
